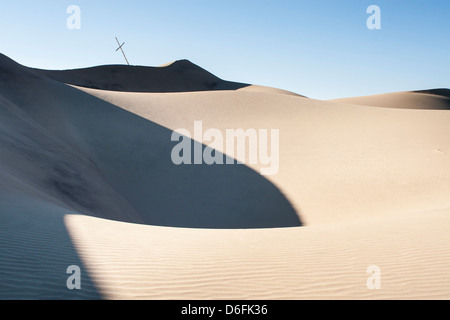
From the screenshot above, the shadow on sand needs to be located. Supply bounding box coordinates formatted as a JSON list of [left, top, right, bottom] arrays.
[[1, 53, 302, 229], [0, 193, 102, 299], [63, 83, 302, 229], [0, 53, 302, 299]]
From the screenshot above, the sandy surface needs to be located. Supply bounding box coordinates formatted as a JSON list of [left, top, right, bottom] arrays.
[[0, 53, 449, 299]]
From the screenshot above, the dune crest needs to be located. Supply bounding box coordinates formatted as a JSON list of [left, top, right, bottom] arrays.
[[29, 58, 249, 93]]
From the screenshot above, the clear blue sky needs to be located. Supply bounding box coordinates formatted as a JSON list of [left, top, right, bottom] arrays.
[[0, 0, 448, 99]]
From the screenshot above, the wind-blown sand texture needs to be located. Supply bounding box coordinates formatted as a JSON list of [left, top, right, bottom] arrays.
[[1, 54, 449, 299]]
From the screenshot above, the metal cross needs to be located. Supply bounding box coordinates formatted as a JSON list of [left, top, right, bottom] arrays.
[[115, 37, 130, 65]]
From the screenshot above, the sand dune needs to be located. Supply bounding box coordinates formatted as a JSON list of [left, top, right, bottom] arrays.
[[0, 54, 299, 229], [0, 53, 449, 299], [330, 89, 450, 110], [31, 59, 249, 93], [75, 86, 450, 226]]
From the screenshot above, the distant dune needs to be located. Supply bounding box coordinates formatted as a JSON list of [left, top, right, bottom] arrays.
[[31, 59, 249, 92], [0, 53, 449, 299], [330, 89, 450, 110]]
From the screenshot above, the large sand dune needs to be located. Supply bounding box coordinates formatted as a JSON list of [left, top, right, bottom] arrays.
[[0, 53, 449, 299]]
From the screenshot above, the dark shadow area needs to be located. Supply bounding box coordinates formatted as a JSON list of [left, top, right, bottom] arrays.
[[0, 52, 302, 229], [31, 59, 250, 93], [0, 194, 102, 300], [413, 88, 450, 99]]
